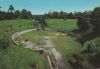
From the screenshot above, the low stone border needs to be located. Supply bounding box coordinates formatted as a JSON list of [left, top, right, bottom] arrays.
[[11, 29, 37, 45]]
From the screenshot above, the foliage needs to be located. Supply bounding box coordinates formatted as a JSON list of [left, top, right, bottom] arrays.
[[90, 7, 100, 33], [34, 16, 47, 30], [77, 13, 91, 32], [21, 9, 32, 19], [45, 11, 91, 19], [0, 5, 32, 20], [8, 5, 15, 13]]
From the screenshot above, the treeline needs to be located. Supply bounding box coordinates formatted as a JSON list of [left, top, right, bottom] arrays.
[[45, 11, 92, 19], [76, 7, 100, 34], [66, 7, 100, 45], [0, 5, 32, 20]]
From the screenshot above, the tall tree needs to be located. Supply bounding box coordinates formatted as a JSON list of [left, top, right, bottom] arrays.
[[7, 5, 15, 19], [77, 14, 90, 31], [8, 5, 15, 13], [0, 6, 1, 11], [90, 7, 100, 33]]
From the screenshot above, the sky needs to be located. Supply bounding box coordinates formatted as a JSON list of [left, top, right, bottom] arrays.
[[0, 0, 100, 14]]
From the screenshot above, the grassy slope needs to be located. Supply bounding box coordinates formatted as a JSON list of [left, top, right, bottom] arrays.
[[47, 19, 78, 31], [0, 45, 45, 69], [0, 19, 46, 69]]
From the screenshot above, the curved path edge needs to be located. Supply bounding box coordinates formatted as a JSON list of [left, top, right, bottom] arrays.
[[11, 29, 37, 45]]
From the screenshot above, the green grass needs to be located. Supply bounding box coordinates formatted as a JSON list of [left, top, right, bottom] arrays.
[[0, 19, 33, 39], [0, 19, 33, 32], [47, 19, 78, 31], [17, 31, 62, 46], [0, 19, 46, 69], [17, 31, 48, 46], [0, 19, 82, 69], [18, 29, 82, 67], [0, 45, 46, 69], [52, 35, 82, 67]]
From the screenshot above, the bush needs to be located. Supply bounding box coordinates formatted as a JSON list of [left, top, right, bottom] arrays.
[[0, 38, 9, 49]]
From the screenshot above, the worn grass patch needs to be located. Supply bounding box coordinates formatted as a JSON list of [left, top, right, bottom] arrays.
[[17, 31, 48, 46]]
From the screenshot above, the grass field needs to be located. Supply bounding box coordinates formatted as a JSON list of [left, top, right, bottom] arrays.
[[0, 19, 33, 32], [0, 19, 79, 69], [0, 19, 33, 39], [0, 19, 46, 69], [47, 19, 78, 31]]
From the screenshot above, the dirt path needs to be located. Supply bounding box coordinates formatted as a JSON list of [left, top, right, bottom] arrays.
[[43, 36, 67, 69]]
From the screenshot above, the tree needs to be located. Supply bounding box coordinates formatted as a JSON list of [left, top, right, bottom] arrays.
[[0, 5, 33, 20], [21, 9, 28, 19], [21, 9, 32, 19], [59, 11, 67, 19], [90, 7, 100, 33], [67, 12, 74, 19], [7, 5, 15, 19], [34, 16, 47, 31], [77, 14, 90, 31], [8, 5, 15, 13], [27, 11, 32, 18], [74, 12, 82, 19], [0, 6, 1, 11], [15, 10, 21, 18], [0, 11, 6, 20]]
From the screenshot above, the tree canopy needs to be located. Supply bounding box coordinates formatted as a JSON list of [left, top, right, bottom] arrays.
[[0, 5, 32, 20], [90, 7, 100, 33]]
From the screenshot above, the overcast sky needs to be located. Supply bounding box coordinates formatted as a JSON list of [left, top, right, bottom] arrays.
[[0, 0, 100, 14]]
